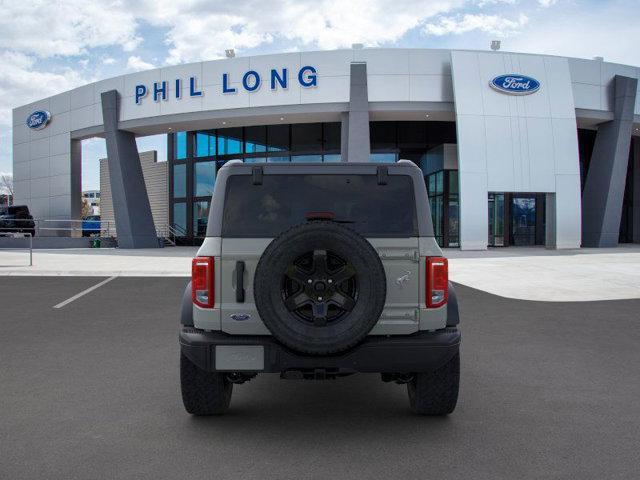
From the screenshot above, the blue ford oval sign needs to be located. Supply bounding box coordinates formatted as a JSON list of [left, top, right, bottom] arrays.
[[490, 74, 540, 95], [26, 110, 51, 130]]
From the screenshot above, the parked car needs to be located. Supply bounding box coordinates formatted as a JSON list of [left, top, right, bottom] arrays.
[[0, 205, 35, 236], [179, 160, 461, 416], [82, 215, 101, 237]]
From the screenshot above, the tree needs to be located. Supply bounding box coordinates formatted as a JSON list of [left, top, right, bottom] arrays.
[[0, 173, 13, 193], [81, 198, 92, 218], [0, 173, 13, 206]]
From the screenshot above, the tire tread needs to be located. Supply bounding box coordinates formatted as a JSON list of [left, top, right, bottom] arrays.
[[180, 353, 232, 415], [408, 352, 459, 415]]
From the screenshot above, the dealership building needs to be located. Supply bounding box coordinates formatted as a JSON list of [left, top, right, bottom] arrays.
[[11, 48, 640, 249]]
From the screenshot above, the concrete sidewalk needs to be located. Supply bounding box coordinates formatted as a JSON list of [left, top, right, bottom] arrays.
[[1, 245, 639, 301], [446, 245, 640, 301], [0, 247, 197, 277]]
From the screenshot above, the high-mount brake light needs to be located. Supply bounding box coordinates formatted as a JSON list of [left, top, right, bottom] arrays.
[[305, 211, 335, 220], [426, 257, 448, 308], [192, 257, 214, 308]]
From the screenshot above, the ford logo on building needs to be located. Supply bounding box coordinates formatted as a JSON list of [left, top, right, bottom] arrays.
[[26, 110, 51, 130], [490, 74, 540, 95]]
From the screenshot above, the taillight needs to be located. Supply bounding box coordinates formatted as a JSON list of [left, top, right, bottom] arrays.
[[192, 257, 214, 308], [426, 257, 448, 308]]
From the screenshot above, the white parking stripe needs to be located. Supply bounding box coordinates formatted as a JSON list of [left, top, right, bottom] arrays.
[[53, 276, 118, 309]]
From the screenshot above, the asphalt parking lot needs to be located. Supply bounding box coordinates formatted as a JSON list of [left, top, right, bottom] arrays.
[[1, 277, 639, 479]]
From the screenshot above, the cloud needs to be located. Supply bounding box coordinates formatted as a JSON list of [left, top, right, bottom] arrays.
[[0, 0, 141, 57], [507, 8, 640, 66], [102, 57, 117, 65], [538, 0, 557, 6], [424, 13, 529, 36], [135, 0, 466, 64], [0, 51, 89, 172], [0, 51, 87, 125], [126, 55, 156, 72]]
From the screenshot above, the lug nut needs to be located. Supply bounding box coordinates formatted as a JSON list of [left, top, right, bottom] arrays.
[[318, 297, 323, 301], [328, 279, 333, 284], [308, 279, 312, 284]]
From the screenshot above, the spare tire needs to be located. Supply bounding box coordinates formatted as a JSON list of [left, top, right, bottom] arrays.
[[254, 221, 386, 355]]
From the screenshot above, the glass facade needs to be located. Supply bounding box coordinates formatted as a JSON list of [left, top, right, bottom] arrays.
[[168, 121, 458, 243], [419, 141, 460, 248], [173, 163, 186, 198], [194, 161, 215, 197], [425, 170, 459, 247]]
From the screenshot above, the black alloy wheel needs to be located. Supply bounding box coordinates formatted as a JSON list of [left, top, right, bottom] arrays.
[[282, 249, 357, 326]]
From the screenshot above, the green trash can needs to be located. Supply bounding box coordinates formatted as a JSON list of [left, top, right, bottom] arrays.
[[91, 238, 101, 248]]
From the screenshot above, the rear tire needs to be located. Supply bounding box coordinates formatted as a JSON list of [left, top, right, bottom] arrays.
[[407, 352, 459, 415], [180, 353, 232, 415]]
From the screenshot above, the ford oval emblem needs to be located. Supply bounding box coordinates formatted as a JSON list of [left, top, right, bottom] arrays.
[[490, 74, 540, 95], [230, 313, 251, 321], [26, 110, 51, 130]]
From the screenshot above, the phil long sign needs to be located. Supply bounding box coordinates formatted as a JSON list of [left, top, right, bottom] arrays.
[[490, 74, 540, 95], [135, 66, 318, 105]]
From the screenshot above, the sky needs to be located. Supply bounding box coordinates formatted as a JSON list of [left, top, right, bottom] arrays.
[[0, 0, 639, 191]]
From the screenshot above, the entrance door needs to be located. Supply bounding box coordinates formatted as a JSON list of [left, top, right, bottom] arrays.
[[488, 193, 505, 246], [510, 196, 537, 246]]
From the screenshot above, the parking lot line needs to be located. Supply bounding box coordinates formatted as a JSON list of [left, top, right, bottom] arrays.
[[53, 276, 118, 309]]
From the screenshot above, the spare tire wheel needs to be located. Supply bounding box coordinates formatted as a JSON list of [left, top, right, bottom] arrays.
[[253, 221, 386, 355]]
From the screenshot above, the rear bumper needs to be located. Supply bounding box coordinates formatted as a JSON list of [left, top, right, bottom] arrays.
[[179, 327, 460, 374]]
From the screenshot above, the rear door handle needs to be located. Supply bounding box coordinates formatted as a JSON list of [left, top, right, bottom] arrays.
[[236, 261, 245, 303]]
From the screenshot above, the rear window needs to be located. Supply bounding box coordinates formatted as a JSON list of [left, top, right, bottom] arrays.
[[8, 206, 28, 216], [222, 174, 417, 237]]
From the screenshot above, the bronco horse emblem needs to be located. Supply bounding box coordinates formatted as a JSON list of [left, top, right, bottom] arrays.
[[395, 270, 412, 288]]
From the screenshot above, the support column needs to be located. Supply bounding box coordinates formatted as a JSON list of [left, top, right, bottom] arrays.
[[545, 193, 557, 248], [340, 112, 349, 161], [345, 63, 370, 162], [101, 90, 158, 248], [582, 75, 638, 247], [633, 139, 640, 243], [69, 139, 82, 237]]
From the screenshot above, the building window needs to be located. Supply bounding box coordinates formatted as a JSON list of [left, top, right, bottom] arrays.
[[426, 169, 459, 247], [267, 124, 289, 152], [370, 153, 397, 163], [194, 161, 216, 197], [245, 126, 267, 153], [448, 171, 460, 247], [291, 154, 322, 162], [267, 156, 290, 162], [173, 163, 186, 198], [488, 193, 505, 247], [217, 127, 243, 155], [173, 202, 187, 233], [193, 201, 210, 237], [323, 154, 341, 162], [370, 122, 397, 150], [291, 123, 322, 152], [174, 131, 187, 160], [195, 131, 216, 157], [323, 123, 341, 152], [427, 171, 444, 245]]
